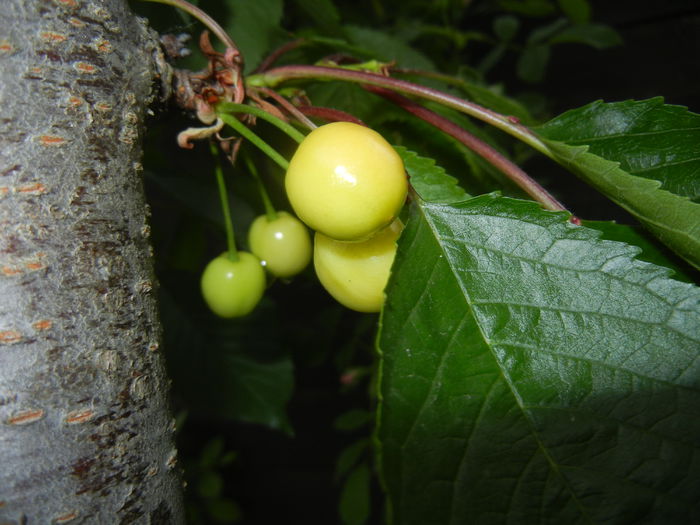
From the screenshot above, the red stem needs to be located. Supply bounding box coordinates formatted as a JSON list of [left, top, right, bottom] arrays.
[[255, 87, 317, 130], [297, 106, 366, 126], [255, 38, 307, 73], [256, 65, 549, 154], [366, 86, 569, 213]]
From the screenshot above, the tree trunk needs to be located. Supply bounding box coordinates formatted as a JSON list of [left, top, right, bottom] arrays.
[[0, 0, 184, 522]]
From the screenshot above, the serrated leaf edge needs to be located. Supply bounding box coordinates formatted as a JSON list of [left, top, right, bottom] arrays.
[[542, 138, 700, 269]]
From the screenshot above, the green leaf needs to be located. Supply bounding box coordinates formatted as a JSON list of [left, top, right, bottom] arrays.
[[538, 98, 700, 200], [161, 291, 294, 433], [477, 42, 508, 75], [197, 471, 224, 500], [344, 25, 436, 71], [550, 23, 623, 49], [220, 450, 238, 467], [377, 194, 700, 524], [335, 439, 370, 481], [226, 0, 285, 73], [395, 146, 469, 203], [535, 98, 700, 268], [499, 0, 557, 17], [450, 79, 537, 125], [493, 15, 520, 40], [527, 18, 569, 44], [292, 0, 342, 34], [557, 0, 591, 23], [339, 463, 371, 525], [583, 220, 696, 284], [517, 43, 551, 83], [200, 436, 225, 468]]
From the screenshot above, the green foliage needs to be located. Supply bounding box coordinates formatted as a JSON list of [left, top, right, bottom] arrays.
[[292, 0, 342, 35], [377, 194, 700, 523], [537, 98, 700, 200], [395, 146, 469, 203], [136, 0, 699, 523], [557, 0, 590, 24], [160, 291, 294, 431], [184, 435, 242, 523], [535, 98, 700, 269], [549, 23, 622, 48], [343, 25, 436, 71], [226, 0, 285, 72], [583, 221, 695, 283], [339, 463, 372, 525]]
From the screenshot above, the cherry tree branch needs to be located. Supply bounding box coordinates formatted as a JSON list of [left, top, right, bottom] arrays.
[[297, 106, 366, 126], [366, 87, 570, 214], [255, 87, 318, 130], [248, 65, 552, 156], [142, 0, 238, 53], [255, 38, 307, 73]]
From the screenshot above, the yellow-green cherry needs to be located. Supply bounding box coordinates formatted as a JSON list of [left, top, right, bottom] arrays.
[[313, 219, 403, 313], [201, 252, 265, 318], [248, 211, 312, 278], [285, 122, 408, 241]]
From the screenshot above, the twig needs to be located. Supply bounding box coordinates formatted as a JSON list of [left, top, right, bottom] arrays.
[[297, 106, 366, 126], [367, 86, 569, 214], [255, 38, 307, 73], [256, 87, 318, 130], [250, 65, 551, 156], [142, 0, 239, 55]]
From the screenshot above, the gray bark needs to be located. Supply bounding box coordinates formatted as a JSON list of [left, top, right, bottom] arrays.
[[0, 0, 184, 522]]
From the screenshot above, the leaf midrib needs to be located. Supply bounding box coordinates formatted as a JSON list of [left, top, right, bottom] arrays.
[[418, 200, 597, 525], [548, 140, 700, 247], [561, 126, 700, 143]]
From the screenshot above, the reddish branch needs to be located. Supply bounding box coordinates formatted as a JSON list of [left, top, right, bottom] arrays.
[[255, 38, 307, 73], [296, 106, 366, 126], [366, 86, 571, 214], [256, 65, 549, 154], [255, 86, 318, 129]]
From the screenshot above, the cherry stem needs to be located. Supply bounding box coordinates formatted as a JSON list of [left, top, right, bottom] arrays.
[[141, 0, 238, 54], [218, 102, 306, 143], [210, 142, 239, 262], [297, 106, 366, 126], [256, 87, 318, 130], [244, 154, 278, 222], [218, 113, 290, 171], [255, 38, 307, 73], [248, 65, 552, 156], [367, 87, 568, 213]]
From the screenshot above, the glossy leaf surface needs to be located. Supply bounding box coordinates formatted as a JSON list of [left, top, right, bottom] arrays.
[[395, 146, 468, 204], [377, 195, 700, 524], [535, 98, 700, 268], [583, 220, 696, 283]]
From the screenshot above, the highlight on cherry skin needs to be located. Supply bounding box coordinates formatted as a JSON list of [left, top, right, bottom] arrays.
[[200, 251, 266, 318], [313, 218, 404, 313], [285, 121, 408, 241], [248, 211, 312, 278]]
